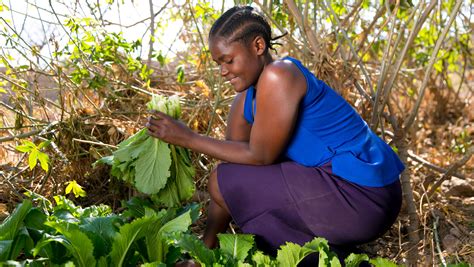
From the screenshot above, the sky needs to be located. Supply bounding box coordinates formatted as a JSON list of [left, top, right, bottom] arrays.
[[1, 0, 228, 66]]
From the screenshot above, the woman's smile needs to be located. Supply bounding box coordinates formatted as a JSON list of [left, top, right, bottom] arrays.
[[229, 77, 238, 85]]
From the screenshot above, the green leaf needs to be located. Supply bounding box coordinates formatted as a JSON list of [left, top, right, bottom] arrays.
[[28, 150, 39, 170], [276, 237, 334, 267], [37, 152, 49, 172], [134, 138, 171, 194], [80, 216, 120, 258], [252, 250, 276, 267], [171, 233, 216, 266], [110, 215, 154, 267], [218, 234, 254, 261], [42, 221, 96, 267], [38, 140, 51, 149], [304, 237, 341, 267], [9, 227, 34, 260], [345, 253, 370, 267], [15, 140, 36, 153], [146, 209, 192, 262], [65, 180, 87, 198], [276, 242, 315, 267], [0, 240, 13, 261], [369, 257, 399, 267], [24, 208, 47, 230], [0, 200, 32, 240], [157, 209, 192, 236], [113, 129, 149, 162], [157, 52, 165, 67], [176, 66, 185, 83], [92, 155, 114, 167], [152, 146, 195, 207], [141, 262, 167, 267]]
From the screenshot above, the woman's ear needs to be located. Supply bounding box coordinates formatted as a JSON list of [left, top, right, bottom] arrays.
[[252, 36, 267, 56]]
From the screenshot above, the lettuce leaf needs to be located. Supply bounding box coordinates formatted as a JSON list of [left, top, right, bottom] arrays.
[[134, 137, 171, 194], [151, 146, 195, 207], [94, 94, 195, 207]]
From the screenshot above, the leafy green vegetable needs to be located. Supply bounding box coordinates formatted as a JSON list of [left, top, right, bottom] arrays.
[[151, 146, 195, 206], [369, 257, 400, 267], [95, 94, 195, 207], [345, 253, 370, 267], [0, 200, 32, 240], [218, 234, 254, 262], [134, 136, 171, 194], [276, 242, 319, 266], [171, 233, 217, 266], [145, 209, 193, 262], [80, 216, 120, 258], [252, 250, 276, 267], [110, 215, 153, 267], [42, 221, 96, 267]]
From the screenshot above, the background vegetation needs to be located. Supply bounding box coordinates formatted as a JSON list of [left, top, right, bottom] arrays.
[[0, 0, 472, 265]]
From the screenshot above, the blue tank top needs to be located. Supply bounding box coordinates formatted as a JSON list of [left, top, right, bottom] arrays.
[[243, 56, 404, 187]]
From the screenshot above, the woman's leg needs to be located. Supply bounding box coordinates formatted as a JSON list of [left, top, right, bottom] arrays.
[[202, 168, 232, 248]]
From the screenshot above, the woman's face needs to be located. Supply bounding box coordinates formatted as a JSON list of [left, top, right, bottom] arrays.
[[209, 37, 264, 92]]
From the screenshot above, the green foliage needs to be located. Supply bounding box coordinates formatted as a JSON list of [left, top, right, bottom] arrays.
[[451, 129, 472, 154], [0, 194, 402, 266], [369, 257, 400, 266], [176, 65, 185, 83], [134, 136, 172, 194], [218, 234, 254, 262], [172, 232, 397, 267], [15, 140, 50, 172], [0, 195, 199, 266], [65, 180, 87, 198], [0, 200, 33, 261], [95, 94, 195, 207]]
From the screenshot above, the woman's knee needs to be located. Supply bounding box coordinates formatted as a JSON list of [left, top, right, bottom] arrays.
[[207, 168, 218, 193], [207, 167, 228, 210]]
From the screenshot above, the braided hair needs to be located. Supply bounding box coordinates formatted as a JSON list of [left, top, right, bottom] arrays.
[[209, 6, 285, 52]]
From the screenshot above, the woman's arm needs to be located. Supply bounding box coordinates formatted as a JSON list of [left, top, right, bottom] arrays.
[[146, 59, 306, 165], [225, 92, 251, 141]]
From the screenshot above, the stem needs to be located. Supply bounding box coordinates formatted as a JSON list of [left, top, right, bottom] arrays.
[[147, 0, 155, 65], [283, 0, 320, 55], [403, 0, 463, 130]]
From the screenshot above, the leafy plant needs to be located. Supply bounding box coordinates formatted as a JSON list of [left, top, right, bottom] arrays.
[[15, 140, 51, 172], [172, 232, 399, 267], [95, 94, 195, 207], [0, 195, 199, 266], [65, 180, 87, 198]]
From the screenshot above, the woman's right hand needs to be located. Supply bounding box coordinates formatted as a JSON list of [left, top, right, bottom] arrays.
[[146, 110, 195, 147]]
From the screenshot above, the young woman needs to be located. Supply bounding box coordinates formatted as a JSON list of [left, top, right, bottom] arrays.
[[146, 5, 404, 263]]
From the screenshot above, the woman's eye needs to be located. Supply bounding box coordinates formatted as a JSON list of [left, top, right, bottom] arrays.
[[225, 59, 233, 64]]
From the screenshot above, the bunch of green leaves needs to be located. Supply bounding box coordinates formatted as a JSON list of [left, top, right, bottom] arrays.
[[95, 94, 195, 207], [0, 194, 199, 267], [172, 233, 399, 267]]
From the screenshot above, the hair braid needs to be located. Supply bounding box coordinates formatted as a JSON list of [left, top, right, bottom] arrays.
[[210, 6, 281, 52]]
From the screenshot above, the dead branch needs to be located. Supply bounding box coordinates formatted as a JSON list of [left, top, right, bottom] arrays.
[[407, 150, 467, 180], [427, 146, 473, 198], [283, 0, 320, 55]]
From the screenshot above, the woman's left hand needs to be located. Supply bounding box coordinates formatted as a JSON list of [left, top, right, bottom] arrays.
[[146, 111, 194, 147]]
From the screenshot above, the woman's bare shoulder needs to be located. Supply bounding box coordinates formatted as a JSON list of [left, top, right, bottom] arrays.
[[258, 58, 306, 96]]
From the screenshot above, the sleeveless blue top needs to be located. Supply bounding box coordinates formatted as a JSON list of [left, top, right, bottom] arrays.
[[243, 56, 404, 187]]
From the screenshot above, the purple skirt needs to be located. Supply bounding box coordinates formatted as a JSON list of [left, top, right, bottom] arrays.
[[217, 161, 402, 255]]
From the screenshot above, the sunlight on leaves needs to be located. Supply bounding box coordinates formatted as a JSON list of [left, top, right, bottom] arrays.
[[65, 180, 87, 198], [15, 140, 50, 172]]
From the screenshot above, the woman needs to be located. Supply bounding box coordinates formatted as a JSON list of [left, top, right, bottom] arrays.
[[146, 5, 404, 264]]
